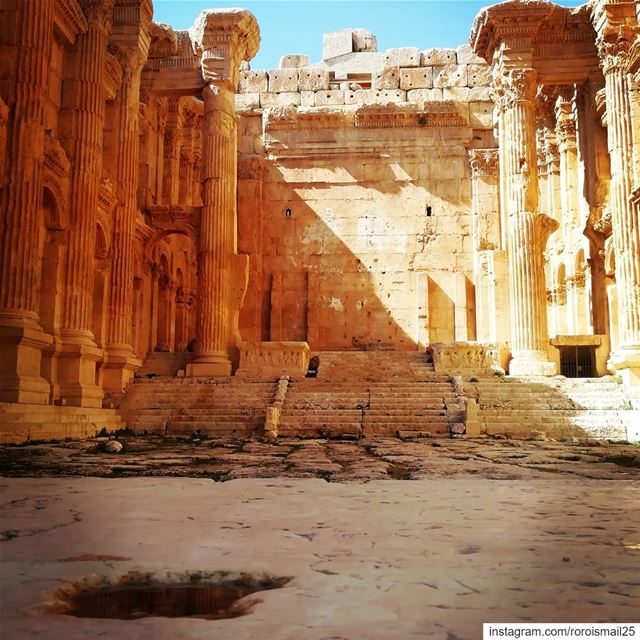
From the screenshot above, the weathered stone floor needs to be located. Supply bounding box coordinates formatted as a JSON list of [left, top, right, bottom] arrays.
[[1, 435, 639, 481], [1, 437, 639, 639]]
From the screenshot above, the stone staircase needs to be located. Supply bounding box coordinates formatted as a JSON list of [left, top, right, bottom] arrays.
[[278, 351, 461, 438], [472, 376, 639, 440], [0, 403, 125, 445], [120, 377, 278, 437], [137, 352, 194, 377], [312, 350, 436, 381]]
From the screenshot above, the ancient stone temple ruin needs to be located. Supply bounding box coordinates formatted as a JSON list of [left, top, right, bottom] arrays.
[[0, 0, 639, 443]]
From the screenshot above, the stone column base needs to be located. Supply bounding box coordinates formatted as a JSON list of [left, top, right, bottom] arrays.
[[186, 352, 232, 377], [102, 348, 142, 402], [57, 340, 104, 407], [509, 350, 557, 376], [0, 324, 52, 404]]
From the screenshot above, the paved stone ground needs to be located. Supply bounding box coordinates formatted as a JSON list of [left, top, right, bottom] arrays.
[[1, 435, 640, 481], [1, 436, 639, 639]]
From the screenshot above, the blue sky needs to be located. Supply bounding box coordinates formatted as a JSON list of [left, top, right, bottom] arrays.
[[153, 0, 583, 70]]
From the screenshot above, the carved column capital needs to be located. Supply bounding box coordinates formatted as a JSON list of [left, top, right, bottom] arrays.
[[468, 148, 499, 179], [82, 0, 115, 31], [597, 29, 638, 75], [189, 9, 260, 90], [502, 68, 538, 107]]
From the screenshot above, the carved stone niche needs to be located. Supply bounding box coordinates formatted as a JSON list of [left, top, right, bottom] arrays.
[[428, 341, 506, 376], [235, 341, 310, 380]]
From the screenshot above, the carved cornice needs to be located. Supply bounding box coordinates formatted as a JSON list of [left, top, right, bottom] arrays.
[[54, 0, 88, 44], [469, 148, 499, 178], [355, 103, 467, 128], [470, 0, 554, 61], [112, 0, 153, 30], [149, 204, 201, 233]]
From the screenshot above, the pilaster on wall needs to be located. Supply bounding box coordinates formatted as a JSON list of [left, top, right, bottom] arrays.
[[0, 0, 55, 404], [597, 23, 640, 390], [186, 9, 260, 377], [56, 0, 115, 407], [468, 148, 509, 345]]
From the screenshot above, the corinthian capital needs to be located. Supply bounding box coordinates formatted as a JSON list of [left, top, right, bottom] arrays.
[[597, 28, 639, 75], [503, 68, 538, 105], [189, 9, 260, 90], [82, 0, 116, 31]]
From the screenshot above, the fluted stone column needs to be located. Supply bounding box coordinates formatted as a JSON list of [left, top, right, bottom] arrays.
[[599, 34, 640, 388], [57, 0, 114, 407], [0, 0, 55, 403], [496, 69, 558, 376], [103, 2, 151, 398], [187, 9, 259, 377]]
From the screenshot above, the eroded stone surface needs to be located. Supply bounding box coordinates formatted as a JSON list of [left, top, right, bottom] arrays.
[[1, 473, 639, 639]]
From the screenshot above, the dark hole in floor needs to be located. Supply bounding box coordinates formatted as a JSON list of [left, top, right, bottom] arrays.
[[48, 574, 291, 620]]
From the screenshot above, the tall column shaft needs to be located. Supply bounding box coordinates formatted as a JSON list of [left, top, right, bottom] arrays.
[[189, 85, 236, 375], [103, 47, 148, 397], [0, 0, 54, 403], [57, 1, 113, 406], [600, 37, 640, 387], [498, 69, 557, 375], [186, 8, 260, 377]]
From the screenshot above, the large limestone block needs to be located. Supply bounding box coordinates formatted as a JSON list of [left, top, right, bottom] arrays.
[[280, 54, 309, 68], [239, 70, 268, 93], [300, 91, 315, 106], [469, 101, 493, 129], [400, 68, 433, 90], [323, 30, 354, 59], [315, 90, 345, 106], [468, 86, 493, 101], [298, 67, 330, 91], [456, 44, 486, 65], [428, 342, 505, 376], [443, 87, 471, 102], [467, 64, 492, 87], [384, 47, 420, 68], [433, 64, 468, 88], [421, 48, 456, 66], [407, 88, 443, 103], [236, 341, 310, 380], [236, 92, 260, 111], [268, 69, 299, 92], [260, 92, 301, 107], [372, 66, 400, 89], [343, 89, 406, 104]]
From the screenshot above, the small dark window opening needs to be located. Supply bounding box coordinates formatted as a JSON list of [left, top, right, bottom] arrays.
[[426, 206, 432, 217], [284, 208, 292, 217], [560, 346, 596, 378]]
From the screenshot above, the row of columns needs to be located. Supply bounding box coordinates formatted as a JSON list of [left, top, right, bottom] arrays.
[[599, 32, 640, 387]]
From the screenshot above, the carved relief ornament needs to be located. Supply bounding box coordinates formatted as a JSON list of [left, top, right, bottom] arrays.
[[468, 149, 499, 178], [597, 29, 638, 75]]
